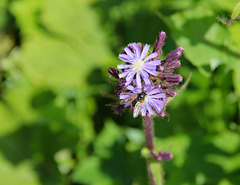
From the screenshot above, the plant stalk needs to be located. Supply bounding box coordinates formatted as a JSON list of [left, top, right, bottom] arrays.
[[142, 116, 163, 185]]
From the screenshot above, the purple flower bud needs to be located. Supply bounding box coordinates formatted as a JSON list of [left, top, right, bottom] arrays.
[[115, 78, 126, 95], [122, 42, 143, 54], [159, 151, 173, 161], [151, 150, 173, 161], [151, 82, 162, 89], [137, 43, 143, 52], [108, 67, 120, 79], [164, 60, 181, 70], [156, 64, 164, 72], [153, 31, 166, 58], [165, 88, 177, 97], [166, 49, 182, 62], [114, 104, 126, 115], [178, 45, 184, 54], [166, 74, 183, 83], [155, 109, 166, 118]]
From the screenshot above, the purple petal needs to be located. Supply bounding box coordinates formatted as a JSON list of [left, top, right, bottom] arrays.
[[140, 69, 150, 79], [148, 88, 162, 95], [150, 99, 166, 107], [149, 100, 161, 113], [136, 72, 141, 88], [143, 63, 158, 70], [147, 104, 154, 115], [125, 71, 135, 86], [119, 93, 133, 99], [147, 60, 161, 65], [141, 44, 150, 59], [141, 104, 147, 116], [118, 54, 133, 63], [119, 70, 131, 78], [149, 93, 166, 99], [117, 64, 132, 69], [133, 43, 140, 58], [143, 68, 158, 76], [124, 102, 131, 107], [143, 77, 151, 85], [124, 47, 134, 58], [143, 52, 158, 62], [144, 85, 152, 92], [126, 85, 135, 91]]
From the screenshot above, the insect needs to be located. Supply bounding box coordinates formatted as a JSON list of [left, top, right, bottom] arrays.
[[120, 90, 147, 118]]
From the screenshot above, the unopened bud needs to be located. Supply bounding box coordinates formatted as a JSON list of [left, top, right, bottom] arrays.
[[108, 67, 119, 79], [165, 60, 181, 70], [166, 49, 182, 62], [165, 88, 178, 97], [153, 31, 166, 58], [115, 78, 126, 95], [166, 74, 183, 83], [114, 104, 125, 115]]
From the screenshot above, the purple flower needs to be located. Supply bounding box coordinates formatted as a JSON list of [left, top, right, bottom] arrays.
[[117, 43, 161, 88], [119, 85, 166, 118], [150, 149, 173, 161]]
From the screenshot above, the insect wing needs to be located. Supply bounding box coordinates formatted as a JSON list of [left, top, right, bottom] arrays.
[[120, 94, 137, 105], [133, 101, 143, 118]]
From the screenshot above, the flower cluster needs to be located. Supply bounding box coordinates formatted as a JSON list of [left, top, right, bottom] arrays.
[[108, 31, 184, 118]]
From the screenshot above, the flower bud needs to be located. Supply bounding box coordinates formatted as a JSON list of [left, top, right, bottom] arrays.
[[166, 74, 183, 83], [114, 104, 125, 115], [165, 88, 178, 97], [151, 150, 173, 161], [115, 78, 126, 95], [153, 31, 166, 58], [122, 42, 143, 54], [166, 49, 182, 62], [108, 67, 120, 79], [165, 60, 181, 70]]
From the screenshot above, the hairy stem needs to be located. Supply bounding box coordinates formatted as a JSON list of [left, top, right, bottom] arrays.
[[142, 116, 155, 185], [142, 116, 154, 150], [142, 116, 163, 185]]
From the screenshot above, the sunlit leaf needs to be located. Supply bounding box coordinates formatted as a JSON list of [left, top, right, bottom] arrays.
[[231, 1, 240, 19]]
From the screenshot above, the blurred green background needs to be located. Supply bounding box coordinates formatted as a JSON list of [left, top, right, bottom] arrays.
[[0, 0, 240, 185]]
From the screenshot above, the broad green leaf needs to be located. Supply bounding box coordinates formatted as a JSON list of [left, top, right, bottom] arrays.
[[231, 1, 240, 19], [155, 134, 191, 167], [206, 153, 240, 173], [0, 80, 36, 135], [71, 156, 112, 185], [164, 5, 240, 76], [206, 130, 240, 153], [94, 120, 122, 158], [10, 0, 115, 88], [0, 153, 40, 185]]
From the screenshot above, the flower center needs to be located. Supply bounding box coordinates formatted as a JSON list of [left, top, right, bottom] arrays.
[[132, 59, 144, 72]]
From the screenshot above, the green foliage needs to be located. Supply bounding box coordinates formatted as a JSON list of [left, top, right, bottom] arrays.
[[231, 1, 240, 19], [0, 0, 240, 185]]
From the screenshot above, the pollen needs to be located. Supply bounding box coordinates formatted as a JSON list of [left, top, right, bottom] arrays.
[[132, 59, 144, 72]]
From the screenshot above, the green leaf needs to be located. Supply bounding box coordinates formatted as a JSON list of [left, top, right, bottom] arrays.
[[163, 5, 240, 76], [94, 120, 122, 158], [206, 130, 240, 153], [10, 0, 115, 88], [231, 1, 240, 19], [71, 156, 112, 185], [0, 153, 40, 185], [206, 153, 240, 173]]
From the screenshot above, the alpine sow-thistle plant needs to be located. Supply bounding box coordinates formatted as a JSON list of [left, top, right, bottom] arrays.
[[108, 31, 184, 185]]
